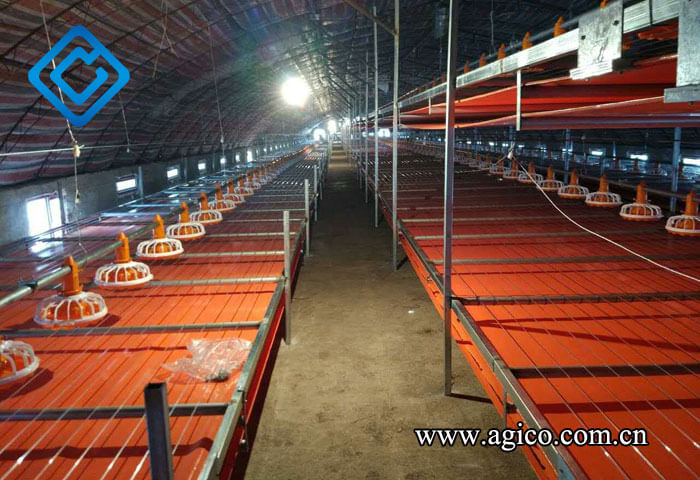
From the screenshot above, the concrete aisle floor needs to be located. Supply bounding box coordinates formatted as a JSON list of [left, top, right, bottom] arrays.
[[245, 154, 534, 479]]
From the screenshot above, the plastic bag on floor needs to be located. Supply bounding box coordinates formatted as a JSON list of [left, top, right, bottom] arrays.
[[163, 338, 252, 382]]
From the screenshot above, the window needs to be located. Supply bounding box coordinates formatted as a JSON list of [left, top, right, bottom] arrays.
[[166, 166, 179, 180], [235, 153, 241, 162], [198, 161, 207, 172], [116, 175, 138, 194], [683, 157, 700, 167], [220, 156, 227, 167], [26, 194, 62, 237], [247, 150, 253, 163]]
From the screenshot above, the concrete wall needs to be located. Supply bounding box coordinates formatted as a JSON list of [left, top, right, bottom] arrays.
[[0, 161, 179, 247], [0, 140, 305, 247]]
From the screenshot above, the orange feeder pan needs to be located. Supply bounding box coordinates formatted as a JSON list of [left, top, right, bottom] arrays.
[[538, 166, 564, 192], [234, 177, 254, 197], [224, 178, 245, 204], [585, 175, 622, 207], [0, 340, 40, 388], [34, 256, 108, 328], [619, 182, 663, 221], [518, 162, 543, 184], [94, 232, 153, 289], [190, 193, 223, 225], [489, 159, 505, 175], [244, 172, 262, 190], [665, 190, 700, 236], [166, 202, 206, 241], [136, 214, 185, 259], [503, 158, 520, 180], [212, 184, 236, 213], [557, 169, 589, 199]]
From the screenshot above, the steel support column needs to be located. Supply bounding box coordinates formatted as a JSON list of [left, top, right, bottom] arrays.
[[442, 0, 459, 396], [365, 50, 370, 204], [670, 127, 681, 212], [283, 210, 292, 344], [144, 383, 174, 480], [392, 0, 400, 270], [373, 5, 380, 228]]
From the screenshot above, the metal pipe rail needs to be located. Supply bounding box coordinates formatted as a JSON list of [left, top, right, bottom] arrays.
[[372, 173, 587, 479], [0, 150, 311, 310], [367, 0, 681, 117]]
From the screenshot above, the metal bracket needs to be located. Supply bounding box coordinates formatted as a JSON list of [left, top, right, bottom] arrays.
[[664, 0, 700, 102], [571, 1, 624, 80]]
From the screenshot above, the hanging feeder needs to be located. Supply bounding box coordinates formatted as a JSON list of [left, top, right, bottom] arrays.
[[585, 175, 622, 207], [477, 154, 490, 171], [234, 177, 254, 197], [558, 170, 589, 199], [666, 190, 700, 236], [244, 171, 262, 190], [95, 232, 153, 289], [538, 166, 563, 192], [503, 157, 520, 180], [190, 193, 223, 225], [620, 182, 663, 221], [518, 162, 543, 184], [166, 202, 206, 241], [224, 178, 245, 204], [212, 184, 236, 213], [34, 256, 108, 328], [136, 215, 185, 259], [0, 340, 40, 387], [489, 157, 505, 175]]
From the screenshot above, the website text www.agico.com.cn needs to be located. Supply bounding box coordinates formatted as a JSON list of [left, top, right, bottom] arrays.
[[414, 423, 648, 452]]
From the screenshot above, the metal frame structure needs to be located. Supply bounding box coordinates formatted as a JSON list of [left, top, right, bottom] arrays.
[[0, 145, 328, 479]]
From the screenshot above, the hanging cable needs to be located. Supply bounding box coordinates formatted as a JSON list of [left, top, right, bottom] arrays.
[[208, 24, 226, 152], [118, 94, 131, 153], [518, 162, 700, 284], [40, 0, 81, 206]]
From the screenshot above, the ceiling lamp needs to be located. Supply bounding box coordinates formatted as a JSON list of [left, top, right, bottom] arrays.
[[0, 340, 39, 387], [95, 232, 153, 289], [34, 256, 108, 328], [666, 190, 699, 236], [166, 202, 206, 241], [620, 182, 663, 221], [136, 215, 185, 260], [281, 76, 311, 107]]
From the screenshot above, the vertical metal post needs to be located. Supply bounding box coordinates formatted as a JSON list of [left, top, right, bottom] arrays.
[[137, 165, 145, 200], [144, 383, 173, 480], [392, 0, 400, 270], [515, 69, 522, 132], [304, 179, 311, 256], [373, 5, 380, 228], [564, 128, 571, 183], [442, 0, 459, 396], [670, 127, 681, 212], [365, 50, 370, 204], [283, 210, 292, 344], [313, 166, 319, 222]]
